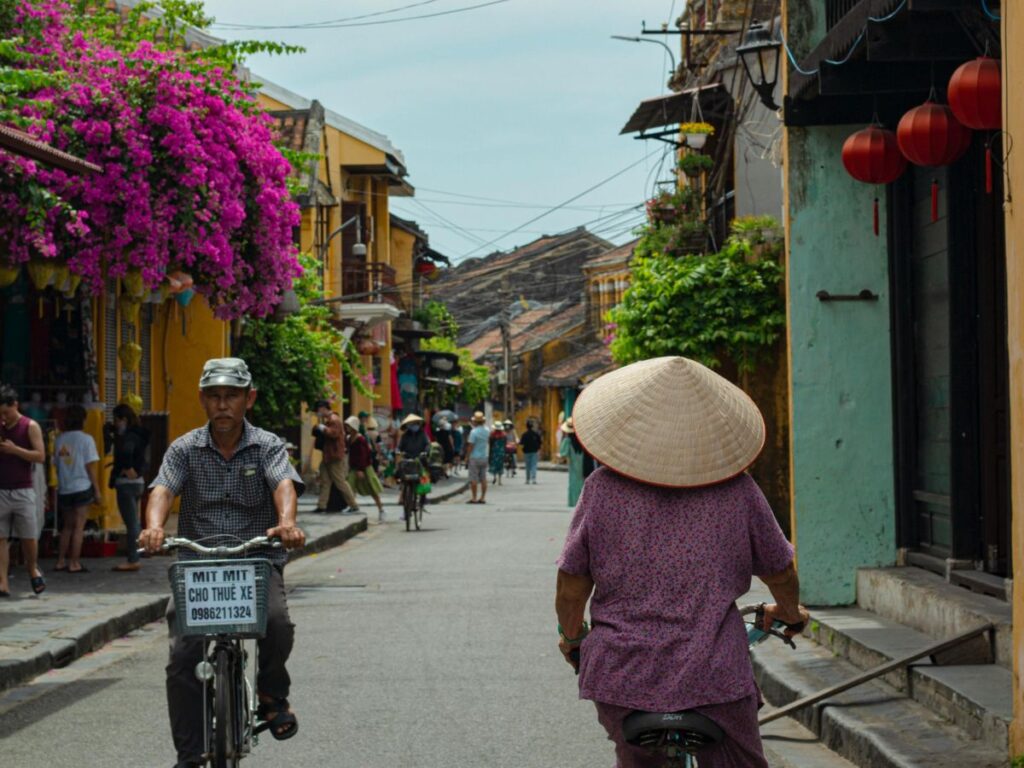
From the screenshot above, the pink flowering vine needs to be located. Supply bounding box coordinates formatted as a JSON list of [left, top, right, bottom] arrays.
[[0, 0, 300, 318]]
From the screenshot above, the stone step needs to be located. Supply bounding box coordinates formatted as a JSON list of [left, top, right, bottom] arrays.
[[805, 606, 1011, 754], [762, 716, 860, 768], [751, 634, 1008, 768], [857, 567, 1012, 669]]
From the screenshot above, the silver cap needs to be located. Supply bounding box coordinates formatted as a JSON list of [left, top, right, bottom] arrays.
[[199, 358, 252, 389]]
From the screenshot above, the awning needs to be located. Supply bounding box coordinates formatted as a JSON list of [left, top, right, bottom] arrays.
[[0, 124, 100, 174], [620, 83, 732, 136]]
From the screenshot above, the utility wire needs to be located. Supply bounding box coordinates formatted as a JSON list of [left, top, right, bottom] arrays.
[[455, 151, 658, 261], [213, 0, 511, 31], [215, 0, 442, 29]]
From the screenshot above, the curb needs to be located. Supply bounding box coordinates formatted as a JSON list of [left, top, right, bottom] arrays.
[[427, 481, 469, 504], [0, 517, 367, 694]]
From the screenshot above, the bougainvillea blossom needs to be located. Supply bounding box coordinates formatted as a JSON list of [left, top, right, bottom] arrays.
[[0, 0, 300, 318]]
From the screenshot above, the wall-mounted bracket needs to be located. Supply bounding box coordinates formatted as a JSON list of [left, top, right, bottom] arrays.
[[816, 289, 879, 302]]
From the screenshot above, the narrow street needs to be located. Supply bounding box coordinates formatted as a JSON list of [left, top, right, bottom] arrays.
[[0, 473, 612, 767]]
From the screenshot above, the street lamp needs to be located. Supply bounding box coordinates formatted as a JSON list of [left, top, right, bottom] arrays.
[[737, 22, 782, 111], [611, 35, 677, 78], [319, 213, 366, 263]]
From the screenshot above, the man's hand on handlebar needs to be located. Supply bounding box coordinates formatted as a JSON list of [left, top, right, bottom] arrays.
[[138, 527, 166, 554], [266, 523, 305, 550]]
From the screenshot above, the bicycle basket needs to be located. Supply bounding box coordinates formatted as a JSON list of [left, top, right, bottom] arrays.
[[400, 459, 422, 481], [169, 558, 272, 638]]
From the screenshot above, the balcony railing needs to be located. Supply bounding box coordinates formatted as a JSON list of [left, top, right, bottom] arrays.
[[341, 262, 403, 310]]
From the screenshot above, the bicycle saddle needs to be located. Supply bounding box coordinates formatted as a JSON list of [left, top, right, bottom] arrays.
[[622, 710, 724, 751]]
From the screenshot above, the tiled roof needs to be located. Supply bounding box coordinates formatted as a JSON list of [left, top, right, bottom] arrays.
[[464, 305, 560, 360], [268, 109, 310, 153], [430, 228, 613, 327], [537, 345, 615, 387], [585, 238, 638, 270], [512, 303, 585, 355]]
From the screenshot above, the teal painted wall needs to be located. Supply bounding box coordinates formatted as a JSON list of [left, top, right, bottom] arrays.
[[787, 126, 898, 605]]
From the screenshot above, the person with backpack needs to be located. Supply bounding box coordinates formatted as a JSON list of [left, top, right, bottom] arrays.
[[107, 403, 149, 572]]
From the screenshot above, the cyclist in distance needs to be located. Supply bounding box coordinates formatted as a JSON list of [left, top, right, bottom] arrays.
[[396, 413, 429, 458], [139, 357, 306, 768], [555, 357, 808, 768]]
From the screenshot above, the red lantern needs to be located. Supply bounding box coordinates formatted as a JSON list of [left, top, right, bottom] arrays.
[[897, 101, 972, 221], [415, 259, 436, 275], [948, 57, 1001, 193], [841, 126, 907, 236], [948, 57, 1001, 130]]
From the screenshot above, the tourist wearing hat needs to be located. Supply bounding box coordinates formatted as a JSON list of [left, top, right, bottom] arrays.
[[344, 416, 386, 522], [558, 417, 594, 507], [139, 357, 307, 763], [397, 413, 429, 459], [464, 411, 490, 503], [312, 400, 359, 515], [554, 357, 808, 768]]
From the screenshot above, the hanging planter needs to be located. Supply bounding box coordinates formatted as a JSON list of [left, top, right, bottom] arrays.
[[357, 338, 381, 356], [841, 125, 907, 235], [679, 122, 715, 150], [948, 56, 1001, 193], [120, 392, 143, 414], [897, 100, 972, 222], [118, 341, 143, 371], [176, 287, 195, 308], [0, 262, 20, 288], [26, 259, 56, 291], [119, 296, 141, 325], [61, 273, 82, 299], [679, 153, 714, 178], [122, 269, 146, 299]]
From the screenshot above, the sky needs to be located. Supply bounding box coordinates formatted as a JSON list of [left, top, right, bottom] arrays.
[[200, 0, 684, 262]]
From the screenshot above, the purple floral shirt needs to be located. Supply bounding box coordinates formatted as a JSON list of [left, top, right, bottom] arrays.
[[557, 467, 793, 712]]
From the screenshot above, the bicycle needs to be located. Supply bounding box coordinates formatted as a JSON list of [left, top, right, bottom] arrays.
[[618, 604, 805, 767], [159, 535, 280, 767], [504, 447, 517, 478], [397, 456, 425, 532]]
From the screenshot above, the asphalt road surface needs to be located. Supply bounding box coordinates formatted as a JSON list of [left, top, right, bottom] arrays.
[[1, 472, 614, 767]]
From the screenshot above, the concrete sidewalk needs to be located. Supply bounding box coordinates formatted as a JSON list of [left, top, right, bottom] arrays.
[[0, 493, 368, 693]]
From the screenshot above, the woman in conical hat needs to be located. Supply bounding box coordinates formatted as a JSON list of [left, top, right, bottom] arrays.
[[553, 357, 808, 768]]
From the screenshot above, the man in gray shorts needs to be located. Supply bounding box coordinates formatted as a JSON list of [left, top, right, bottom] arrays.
[[464, 411, 491, 504], [0, 385, 47, 597]]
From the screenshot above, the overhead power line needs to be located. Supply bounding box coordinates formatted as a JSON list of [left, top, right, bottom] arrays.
[[455, 151, 658, 262], [214, 0, 511, 31]]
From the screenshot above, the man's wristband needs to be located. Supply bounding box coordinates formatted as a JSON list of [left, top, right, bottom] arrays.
[[558, 621, 590, 644]]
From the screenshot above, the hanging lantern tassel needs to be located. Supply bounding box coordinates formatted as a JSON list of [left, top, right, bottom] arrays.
[[985, 144, 993, 195], [873, 197, 880, 237], [931, 179, 939, 223]]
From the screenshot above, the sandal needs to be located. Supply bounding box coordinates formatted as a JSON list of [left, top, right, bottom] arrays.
[[112, 562, 141, 572], [30, 575, 46, 594], [0, 589, 9, 598], [54, 564, 68, 572], [68, 565, 89, 574], [256, 697, 298, 741]]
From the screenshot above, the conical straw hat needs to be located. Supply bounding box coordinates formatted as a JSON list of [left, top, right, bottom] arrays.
[[573, 356, 765, 488]]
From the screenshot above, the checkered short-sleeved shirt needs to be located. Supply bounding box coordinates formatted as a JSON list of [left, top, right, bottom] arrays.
[[151, 421, 305, 566]]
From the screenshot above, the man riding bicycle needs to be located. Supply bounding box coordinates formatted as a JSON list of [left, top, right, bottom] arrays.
[[139, 358, 307, 768]]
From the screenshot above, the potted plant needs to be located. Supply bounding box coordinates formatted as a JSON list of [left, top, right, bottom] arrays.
[[679, 153, 714, 178], [679, 121, 715, 150], [645, 190, 677, 224]]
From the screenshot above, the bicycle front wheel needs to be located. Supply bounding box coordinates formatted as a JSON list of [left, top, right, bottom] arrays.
[[402, 485, 413, 531], [213, 646, 239, 767], [415, 494, 424, 530]]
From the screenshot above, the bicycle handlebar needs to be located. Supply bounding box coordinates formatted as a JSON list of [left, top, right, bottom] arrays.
[[139, 535, 282, 556], [740, 602, 807, 649]]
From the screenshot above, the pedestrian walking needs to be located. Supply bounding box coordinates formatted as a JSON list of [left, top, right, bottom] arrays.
[[489, 422, 506, 485], [139, 357, 306, 765], [519, 419, 542, 484], [451, 421, 464, 475], [106, 403, 149, 572], [54, 404, 102, 574], [464, 411, 490, 504], [365, 415, 382, 472], [344, 416, 386, 522], [554, 356, 808, 768], [559, 417, 593, 507], [0, 384, 47, 597], [503, 420, 518, 478], [436, 418, 456, 477], [312, 400, 359, 514]]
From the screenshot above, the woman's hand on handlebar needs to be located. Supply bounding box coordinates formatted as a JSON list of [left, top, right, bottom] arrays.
[[266, 523, 305, 550], [138, 527, 165, 554], [760, 603, 810, 637]]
